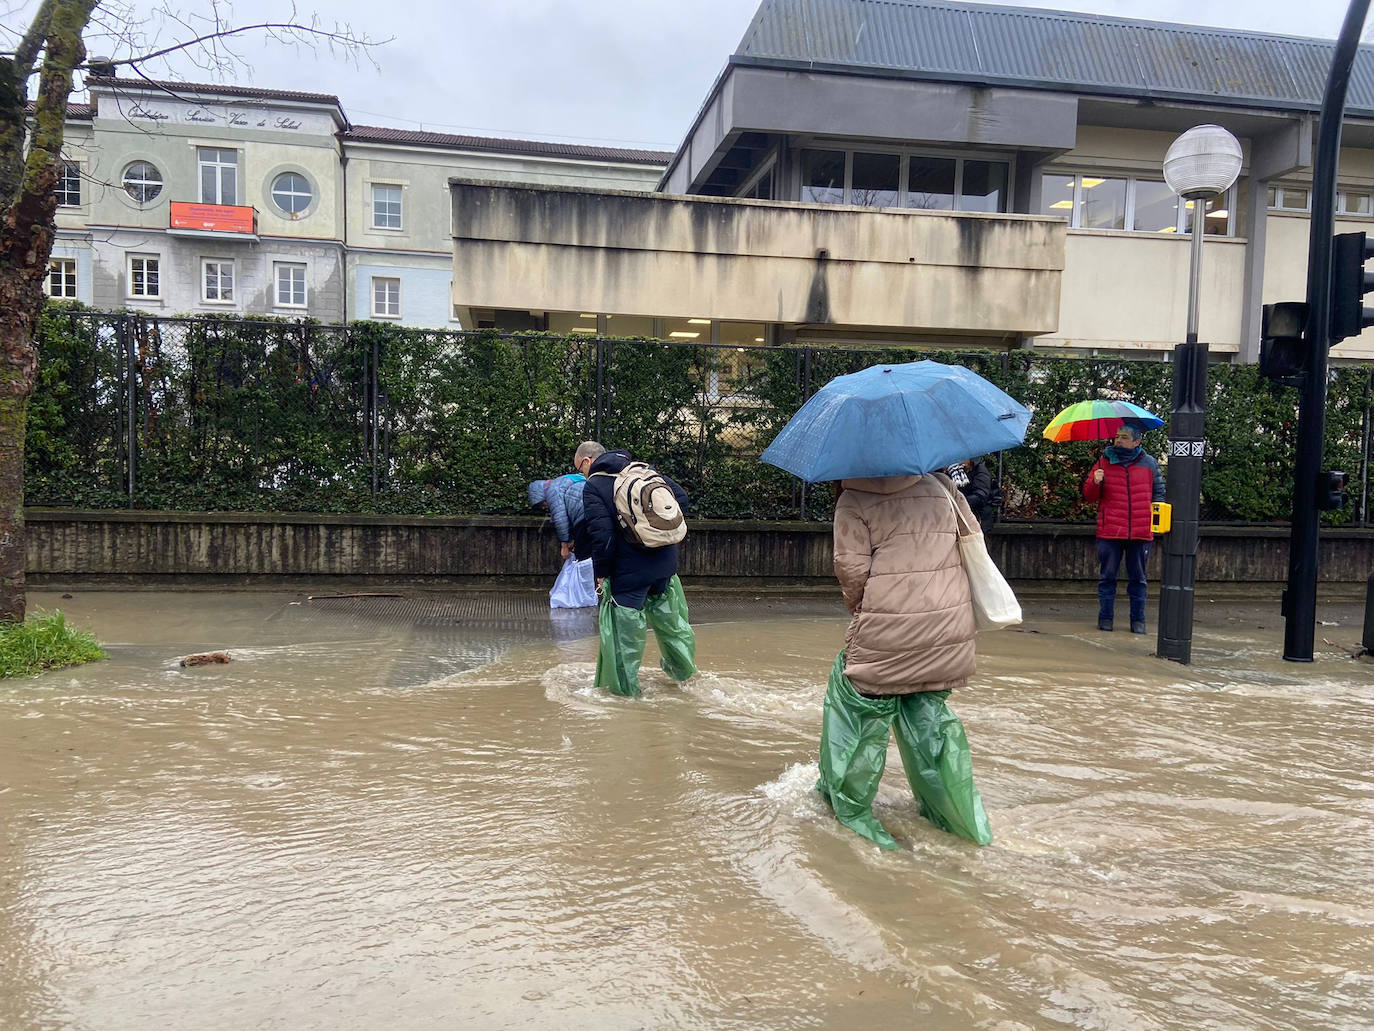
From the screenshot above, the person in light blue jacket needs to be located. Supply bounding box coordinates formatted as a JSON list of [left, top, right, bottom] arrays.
[[528, 472, 588, 560]]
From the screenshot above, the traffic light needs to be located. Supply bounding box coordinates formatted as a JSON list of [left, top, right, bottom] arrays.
[[1259, 300, 1308, 381], [1330, 231, 1374, 342], [1317, 470, 1348, 511]]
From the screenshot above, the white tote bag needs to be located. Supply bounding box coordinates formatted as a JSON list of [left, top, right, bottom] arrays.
[[550, 556, 597, 609], [940, 483, 1022, 631]]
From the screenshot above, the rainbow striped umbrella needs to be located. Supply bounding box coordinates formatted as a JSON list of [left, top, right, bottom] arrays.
[[1042, 399, 1163, 443]]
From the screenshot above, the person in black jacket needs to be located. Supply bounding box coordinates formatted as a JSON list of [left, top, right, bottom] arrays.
[[946, 458, 999, 533], [583, 448, 697, 696]]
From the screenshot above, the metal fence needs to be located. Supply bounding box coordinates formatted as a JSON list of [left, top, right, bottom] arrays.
[[26, 309, 1374, 524]]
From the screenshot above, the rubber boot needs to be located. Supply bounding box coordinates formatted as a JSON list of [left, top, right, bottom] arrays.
[[893, 691, 994, 846], [815, 652, 899, 850], [643, 575, 697, 682], [595, 584, 649, 697]]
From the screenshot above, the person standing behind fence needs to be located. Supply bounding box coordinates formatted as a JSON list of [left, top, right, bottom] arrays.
[[1082, 422, 1166, 635], [583, 447, 696, 697]]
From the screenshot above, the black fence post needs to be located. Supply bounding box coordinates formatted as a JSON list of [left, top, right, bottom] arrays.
[[1362, 368, 1372, 527], [799, 347, 813, 520], [594, 337, 606, 442], [120, 313, 136, 506], [370, 330, 380, 497]]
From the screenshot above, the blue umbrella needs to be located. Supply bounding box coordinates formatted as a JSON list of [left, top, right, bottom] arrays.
[[760, 360, 1030, 483]]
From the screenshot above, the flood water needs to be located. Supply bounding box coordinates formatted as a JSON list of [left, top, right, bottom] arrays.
[[1, 588, 1371, 1030]]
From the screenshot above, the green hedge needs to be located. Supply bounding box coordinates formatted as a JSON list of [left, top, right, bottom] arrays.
[[24, 305, 1373, 524]]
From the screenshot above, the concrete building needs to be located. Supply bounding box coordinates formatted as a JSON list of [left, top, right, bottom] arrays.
[[451, 0, 1374, 362], [50, 76, 669, 328]]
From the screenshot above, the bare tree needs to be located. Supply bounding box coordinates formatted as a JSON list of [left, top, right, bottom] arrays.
[[0, 0, 381, 621]]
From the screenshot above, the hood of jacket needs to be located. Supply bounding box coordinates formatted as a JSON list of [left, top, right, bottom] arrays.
[[588, 450, 632, 477], [840, 474, 921, 495]]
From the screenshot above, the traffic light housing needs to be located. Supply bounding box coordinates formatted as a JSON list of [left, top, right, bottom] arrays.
[[1330, 231, 1374, 342], [1259, 300, 1308, 382], [1317, 470, 1348, 511]]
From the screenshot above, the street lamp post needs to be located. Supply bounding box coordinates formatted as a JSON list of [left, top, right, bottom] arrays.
[[1156, 125, 1243, 665]]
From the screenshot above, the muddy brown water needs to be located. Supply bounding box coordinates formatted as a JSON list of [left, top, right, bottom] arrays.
[[1, 589, 1371, 1030]]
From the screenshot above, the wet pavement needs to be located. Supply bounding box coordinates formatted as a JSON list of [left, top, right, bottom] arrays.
[[1, 588, 1371, 1030]]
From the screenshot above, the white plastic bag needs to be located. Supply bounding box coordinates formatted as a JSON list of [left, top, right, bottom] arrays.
[[550, 556, 597, 609], [939, 483, 1022, 631]]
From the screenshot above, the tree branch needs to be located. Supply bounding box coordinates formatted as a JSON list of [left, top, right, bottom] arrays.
[[91, 19, 386, 70], [13, 0, 55, 83]]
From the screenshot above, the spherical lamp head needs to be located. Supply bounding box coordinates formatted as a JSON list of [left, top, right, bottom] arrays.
[[1163, 124, 1243, 199]]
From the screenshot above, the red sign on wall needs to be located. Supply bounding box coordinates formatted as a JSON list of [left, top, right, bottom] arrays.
[[169, 202, 257, 234]]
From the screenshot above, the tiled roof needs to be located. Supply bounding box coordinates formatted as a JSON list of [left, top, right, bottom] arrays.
[[28, 101, 92, 119], [86, 75, 341, 107], [343, 125, 671, 165]]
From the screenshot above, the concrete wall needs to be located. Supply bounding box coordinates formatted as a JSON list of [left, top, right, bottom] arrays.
[[1040, 231, 1247, 353], [25, 510, 1373, 586], [450, 180, 1066, 334], [1263, 210, 1374, 361]]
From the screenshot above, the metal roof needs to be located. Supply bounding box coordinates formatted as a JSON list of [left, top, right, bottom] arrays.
[[344, 126, 671, 165], [734, 0, 1374, 117]]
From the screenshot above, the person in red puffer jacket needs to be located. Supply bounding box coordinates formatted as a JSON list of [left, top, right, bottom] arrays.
[[1082, 423, 1166, 634]]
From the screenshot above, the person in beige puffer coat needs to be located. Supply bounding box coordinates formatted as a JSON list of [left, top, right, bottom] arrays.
[[815, 471, 994, 849]]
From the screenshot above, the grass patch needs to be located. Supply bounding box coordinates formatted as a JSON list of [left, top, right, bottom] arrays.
[[0, 611, 105, 678]]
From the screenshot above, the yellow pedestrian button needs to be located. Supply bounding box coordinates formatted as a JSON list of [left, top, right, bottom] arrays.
[[1152, 502, 1172, 534]]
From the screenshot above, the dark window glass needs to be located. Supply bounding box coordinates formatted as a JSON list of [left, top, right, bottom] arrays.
[[850, 152, 900, 208], [801, 150, 845, 205], [961, 160, 1008, 212], [1040, 173, 1076, 219], [906, 157, 956, 210]]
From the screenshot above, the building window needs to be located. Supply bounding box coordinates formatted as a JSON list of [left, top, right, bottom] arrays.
[[800, 149, 1008, 211], [906, 156, 956, 210], [1079, 176, 1128, 230], [46, 258, 77, 298], [371, 184, 403, 229], [272, 172, 312, 216], [275, 262, 307, 307], [740, 164, 775, 200], [1341, 190, 1373, 216], [1267, 185, 1310, 212], [850, 152, 900, 208], [801, 150, 846, 205], [198, 147, 238, 205], [371, 276, 400, 317], [961, 160, 1009, 213], [201, 259, 234, 303], [1042, 171, 1232, 236], [122, 161, 162, 204], [56, 161, 81, 206], [128, 255, 160, 298]]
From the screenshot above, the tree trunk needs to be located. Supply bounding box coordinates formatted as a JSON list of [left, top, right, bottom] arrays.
[[0, 388, 27, 623]]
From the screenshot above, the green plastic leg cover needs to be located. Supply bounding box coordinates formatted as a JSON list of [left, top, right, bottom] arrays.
[[595, 584, 648, 697], [815, 652, 900, 850], [644, 575, 697, 682], [893, 691, 994, 846]]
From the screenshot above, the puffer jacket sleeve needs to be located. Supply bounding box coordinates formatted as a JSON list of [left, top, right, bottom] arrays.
[[1148, 455, 1166, 502], [547, 480, 572, 543], [583, 477, 619, 578], [833, 491, 873, 615], [1083, 457, 1104, 502]]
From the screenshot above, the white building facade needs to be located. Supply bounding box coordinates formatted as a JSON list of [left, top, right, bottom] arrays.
[[49, 76, 668, 329]]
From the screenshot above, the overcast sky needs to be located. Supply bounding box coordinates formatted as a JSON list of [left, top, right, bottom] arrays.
[[5, 0, 1370, 149]]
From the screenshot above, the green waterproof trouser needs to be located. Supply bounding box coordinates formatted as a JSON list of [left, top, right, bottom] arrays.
[[816, 652, 993, 849], [595, 576, 697, 697]]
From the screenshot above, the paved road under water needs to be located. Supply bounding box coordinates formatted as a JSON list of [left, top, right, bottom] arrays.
[[1, 589, 1371, 1030]]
